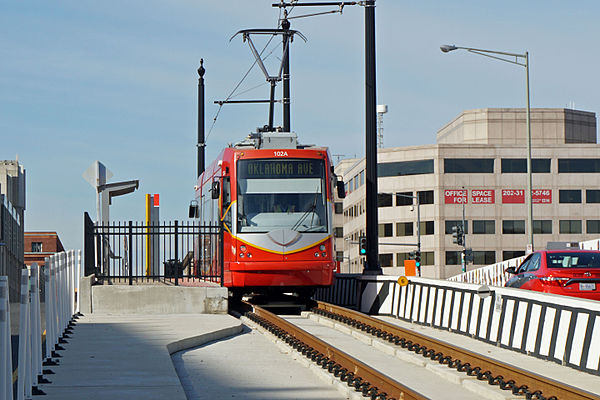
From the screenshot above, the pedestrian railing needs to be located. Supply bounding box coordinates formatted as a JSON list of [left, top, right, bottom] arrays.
[[1, 275, 14, 400], [1, 249, 81, 400], [84, 212, 223, 285], [447, 256, 526, 286]]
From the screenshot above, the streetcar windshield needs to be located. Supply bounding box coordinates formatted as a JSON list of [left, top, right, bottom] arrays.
[[237, 158, 327, 233]]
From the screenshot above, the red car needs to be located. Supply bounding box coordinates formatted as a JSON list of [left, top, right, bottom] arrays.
[[505, 250, 600, 300]]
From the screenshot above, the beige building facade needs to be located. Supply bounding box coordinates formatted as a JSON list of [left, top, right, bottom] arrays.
[[334, 108, 599, 278]]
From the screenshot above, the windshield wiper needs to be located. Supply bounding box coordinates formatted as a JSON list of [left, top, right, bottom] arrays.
[[291, 190, 320, 232]]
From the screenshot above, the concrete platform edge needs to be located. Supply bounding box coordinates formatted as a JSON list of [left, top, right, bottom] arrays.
[[167, 323, 243, 354]]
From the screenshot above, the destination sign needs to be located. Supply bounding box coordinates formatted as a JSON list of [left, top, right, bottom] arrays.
[[238, 159, 323, 179]]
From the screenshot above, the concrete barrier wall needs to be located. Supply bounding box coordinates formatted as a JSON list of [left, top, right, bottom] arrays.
[[88, 285, 228, 314], [357, 276, 600, 376]]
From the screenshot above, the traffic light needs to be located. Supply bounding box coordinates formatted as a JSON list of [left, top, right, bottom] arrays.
[[408, 250, 416, 259], [452, 225, 464, 246], [359, 236, 367, 255], [464, 248, 473, 263], [414, 250, 421, 268]]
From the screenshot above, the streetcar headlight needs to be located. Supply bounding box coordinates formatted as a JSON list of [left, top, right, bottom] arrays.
[[240, 245, 247, 252], [314, 252, 320, 257], [239, 253, 244, 258], [247, 253, 252, 258], [319, 245, 326, 251], [322, 252, 327, 257]]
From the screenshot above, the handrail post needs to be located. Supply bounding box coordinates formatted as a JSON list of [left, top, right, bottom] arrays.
[[0, 275, 13, 400], [174, 220, 179, 286], [128, 221, 133, 286]]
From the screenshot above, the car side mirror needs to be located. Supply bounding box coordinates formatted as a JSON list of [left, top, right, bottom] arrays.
[[211, 180, 220, 199], [505, 266, 516, 274], [336, 180, 346, 199]]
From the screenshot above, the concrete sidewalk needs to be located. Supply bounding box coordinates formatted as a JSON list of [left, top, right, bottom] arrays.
[[38, 313, 242, 400]]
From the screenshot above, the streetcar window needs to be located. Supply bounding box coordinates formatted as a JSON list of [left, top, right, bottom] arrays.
[[237, 159, 327, 233]]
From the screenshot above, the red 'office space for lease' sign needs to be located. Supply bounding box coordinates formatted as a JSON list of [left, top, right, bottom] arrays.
[[444, 189, 468, 204], [533, 189, 552, 204], [502, 189, 525, 203], [501, 189, 552, 204], [472, 189, 495, 204]]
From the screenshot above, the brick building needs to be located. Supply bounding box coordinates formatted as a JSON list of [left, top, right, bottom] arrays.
[[24, 231, 64, 267]]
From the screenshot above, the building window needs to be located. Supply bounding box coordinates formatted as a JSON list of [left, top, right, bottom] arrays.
[[334, 227, 344, 238], [445, 251, 461, 265], [419, 221, 434, 235], [359, 170, 365, 186], [445, 220, 468, 234], [31, 242, 43, 253], [558, 159, 600, 173], [422, 251, 434, 266], [334, 202, 343, 214], [533, 220, 552, 234], [501, 158, 551, 173], [559, 190, 582, 203], [503, 250, 526, 260], [396, 192, 413, 206], [378, 223, 393, 237], [473, 251, 496, 265], [335, 251, 344, 262], [379, 253, 393, 267], [396, 222, 413, 236], [417, 190, 434, 205], [586, 190, 600, 203], [559, 220, 582, 234], [444, 158, 494, 173], [396, 252, 410, 265], [503, 220, 525, 234], [377, 193, 393, 207], [472, 220, 494, 234], [378, 159, 434, 177], [587, 220, 600, 234]]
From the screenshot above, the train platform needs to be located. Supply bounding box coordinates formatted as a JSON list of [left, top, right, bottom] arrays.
[[37, 313, 242, 400]]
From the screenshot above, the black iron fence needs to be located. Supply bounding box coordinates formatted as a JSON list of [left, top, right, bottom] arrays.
[[314, 273, 360, 309], [83, 212, 223, 285]]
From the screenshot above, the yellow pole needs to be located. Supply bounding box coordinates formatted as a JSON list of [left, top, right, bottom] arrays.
[[145, 194, 151, 276]]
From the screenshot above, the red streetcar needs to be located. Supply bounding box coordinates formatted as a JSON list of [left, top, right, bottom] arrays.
[[192, 132, 344, 299]]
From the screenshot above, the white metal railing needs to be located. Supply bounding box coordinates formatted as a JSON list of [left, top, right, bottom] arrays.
[[448, 237, 600, 285], [1, 275, 14, 400], [0, 249, 81, 400], [447, 256, 527, 286]]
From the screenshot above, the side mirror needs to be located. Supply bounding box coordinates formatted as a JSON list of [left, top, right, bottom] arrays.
[[188, 201, 199, 218], [336, 180, 346, 199], [505, 266, 516, 274], [211, 180, 220, 199]]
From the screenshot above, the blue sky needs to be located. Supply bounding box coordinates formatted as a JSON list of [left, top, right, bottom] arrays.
[[1, 1, 598, 250]]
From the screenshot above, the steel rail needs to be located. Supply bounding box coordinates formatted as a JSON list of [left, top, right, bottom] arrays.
[[244, 301, 429, 400], [316, 301, 599, 400]]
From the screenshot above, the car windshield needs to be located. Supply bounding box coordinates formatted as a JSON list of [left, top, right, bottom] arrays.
[[546, 252, 600, 269], [237, 158, 327, 233]]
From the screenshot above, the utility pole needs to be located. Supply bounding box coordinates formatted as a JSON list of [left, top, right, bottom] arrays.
[[197, 59, 206, 177], [282, 12, 291, 132], [364, 0, 381, 274]]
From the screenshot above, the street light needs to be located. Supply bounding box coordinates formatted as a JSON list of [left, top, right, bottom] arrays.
[[441, 44, 533, 252]]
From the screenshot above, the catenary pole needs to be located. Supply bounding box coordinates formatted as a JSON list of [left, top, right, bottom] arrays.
[[364, 0, 381, 274]]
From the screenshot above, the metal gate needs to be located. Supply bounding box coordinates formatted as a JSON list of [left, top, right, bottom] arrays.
[[83, 212, 223, 285]]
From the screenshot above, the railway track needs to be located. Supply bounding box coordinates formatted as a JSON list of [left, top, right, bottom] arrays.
[[238, 300, 599, 400]]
